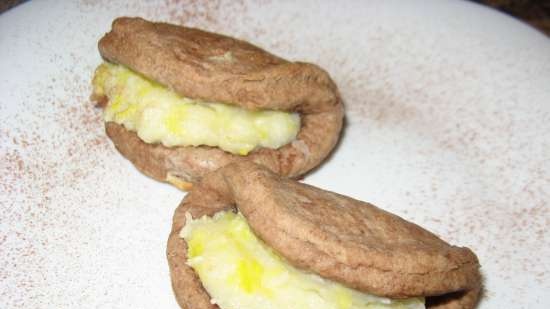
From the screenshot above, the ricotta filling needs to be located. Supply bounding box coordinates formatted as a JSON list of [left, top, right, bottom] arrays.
[[92, 62, 300, 155], [180, 211, 425, 309]]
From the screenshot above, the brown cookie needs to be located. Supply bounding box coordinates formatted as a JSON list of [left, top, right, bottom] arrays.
[[167, 162, 482, 309], [95, 17, 344, 188]]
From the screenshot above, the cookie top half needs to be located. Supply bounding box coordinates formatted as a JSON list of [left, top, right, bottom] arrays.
[[99, 17, 341, 113]]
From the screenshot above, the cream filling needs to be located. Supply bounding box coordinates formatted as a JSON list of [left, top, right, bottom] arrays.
[[92, 62, 300, 155], [180, 211, 425, 309]]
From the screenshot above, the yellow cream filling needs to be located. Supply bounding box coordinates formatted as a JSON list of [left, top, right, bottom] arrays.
[[92, 62, 300, 155], [180, 211, 426, 309]]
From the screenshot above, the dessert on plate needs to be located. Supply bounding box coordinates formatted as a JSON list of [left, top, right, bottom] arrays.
[[167, 162, 482, 309], [92, 17, 344, 190]]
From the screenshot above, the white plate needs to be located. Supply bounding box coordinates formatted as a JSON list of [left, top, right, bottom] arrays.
[[1, 0, 549, 308]]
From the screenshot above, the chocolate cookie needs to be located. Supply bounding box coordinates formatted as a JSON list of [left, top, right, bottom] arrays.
[[167, 162, 481, 309], [95, 17, 344, 189]]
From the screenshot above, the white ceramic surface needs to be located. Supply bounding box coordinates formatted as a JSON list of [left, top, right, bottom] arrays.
[[1, 0, 549, 308]]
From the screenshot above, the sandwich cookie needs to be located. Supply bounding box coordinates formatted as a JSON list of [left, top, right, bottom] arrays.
[[92, 17, 344, 190], [167, 162, 482, 309]]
